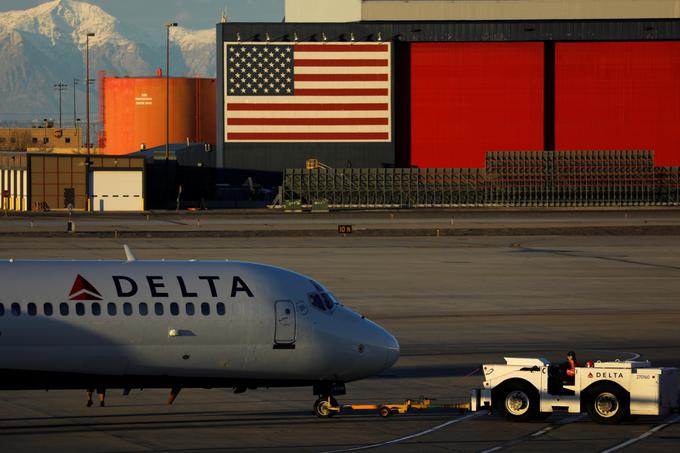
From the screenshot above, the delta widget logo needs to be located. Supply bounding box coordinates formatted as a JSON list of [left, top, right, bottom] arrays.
[[69, 274, 102, 301]]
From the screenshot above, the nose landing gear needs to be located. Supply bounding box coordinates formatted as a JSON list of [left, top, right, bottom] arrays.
[[312, 382, 346, 417], [314, 396, 340, 417]]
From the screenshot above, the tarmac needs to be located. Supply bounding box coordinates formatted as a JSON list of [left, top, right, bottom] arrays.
[[0, 212, 679, 452], [0, 208, 680, 237]]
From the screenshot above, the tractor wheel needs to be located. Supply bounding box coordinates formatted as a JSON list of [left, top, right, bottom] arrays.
[[586, 384, 629, 424], [494, 381, 540, 422]]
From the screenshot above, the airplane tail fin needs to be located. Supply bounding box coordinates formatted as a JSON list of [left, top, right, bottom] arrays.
[[123, 245, 136, 262]]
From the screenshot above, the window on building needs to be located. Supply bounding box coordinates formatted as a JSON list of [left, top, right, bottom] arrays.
[[11, 303, 20, 316], [31, 137, 37, 144], [43, 137, 49, 144], [65, 137, 71, 144], [59, 303, 69, 316], [139, 302, 148, 316], [170, 302, 179, 316], [0, 137, 5, 143], [107, 303, 117, 316], [28, 303, 37, 316], [123, 303, 132, 316], [92, 302, 101, 316], [216, 302, 225, 316], [186, 302, 195, 316], [201, 302, 210, 316], [154, 303, 164, 315], [43, 303, 53, 316]]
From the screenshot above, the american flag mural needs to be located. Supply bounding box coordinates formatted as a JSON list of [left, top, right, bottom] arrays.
[[224, 42, 391, 142]]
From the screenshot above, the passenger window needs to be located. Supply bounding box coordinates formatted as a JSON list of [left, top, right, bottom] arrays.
[[107, 303, 117, 316], [59, 303, 69, 316], [309, 294, 326, 311], [170, 303, 179, 316], [216, 302, 225, 316], [201, 302, 210, 316], [155, 303, 164, 315], [321, 293, 335, 310], [11, 303, 20, 316], [92, 303, 101, 316], [76, 303, 85, 316], [139, 303, 148, 316], [43, 303, 53, 316], [123, 303, 132, 316], [28, 303, 37, 316], [186, 302, 195, 316], [0, 303, 4, 316]]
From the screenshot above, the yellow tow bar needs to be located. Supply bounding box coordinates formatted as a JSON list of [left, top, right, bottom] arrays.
[[329, 399, 471, 418]]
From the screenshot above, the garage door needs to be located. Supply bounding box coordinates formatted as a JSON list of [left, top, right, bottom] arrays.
[[91, 171, 144, 212], [555, 42, 680, 166], [409, 42, 545, 168]]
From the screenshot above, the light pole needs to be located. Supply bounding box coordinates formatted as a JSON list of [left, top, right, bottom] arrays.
[[76, 118, 81, 154], [72, 78, 79, 128], [165, 21, 177, 160], [85, 32, 95, 211], [54, 82, 67, 128], [85, 32, 95, 154]]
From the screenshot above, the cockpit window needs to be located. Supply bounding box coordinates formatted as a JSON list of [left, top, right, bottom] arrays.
[[309, 293, 326, 311], [309, 292, 337, 312], [321, 293, 336, 310]]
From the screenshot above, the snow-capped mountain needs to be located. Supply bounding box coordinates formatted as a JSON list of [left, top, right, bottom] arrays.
[[0, 0, 216, 122]]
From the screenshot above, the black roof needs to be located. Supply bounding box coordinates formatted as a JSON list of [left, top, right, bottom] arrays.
[[218, 19, 680, 43]]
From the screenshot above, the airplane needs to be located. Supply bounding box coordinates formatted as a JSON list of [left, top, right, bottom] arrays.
[[0, 246, 399, 416]]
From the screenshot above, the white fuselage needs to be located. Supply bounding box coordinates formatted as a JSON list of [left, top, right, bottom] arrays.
[[0, 260, 399, 391]]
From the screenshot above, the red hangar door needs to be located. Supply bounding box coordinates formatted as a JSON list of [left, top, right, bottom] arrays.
[[555, 42, 680, 167], [409, 42, 545, 168]]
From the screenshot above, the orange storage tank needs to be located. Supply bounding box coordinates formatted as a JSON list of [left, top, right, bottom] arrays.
[[101, 76, 216, 155]]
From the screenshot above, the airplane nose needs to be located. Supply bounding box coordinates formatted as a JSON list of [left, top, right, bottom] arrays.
[[384, 331, 400, 369]]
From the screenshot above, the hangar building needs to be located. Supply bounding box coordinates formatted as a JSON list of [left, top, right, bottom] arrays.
[[217, 0, 680, 173]]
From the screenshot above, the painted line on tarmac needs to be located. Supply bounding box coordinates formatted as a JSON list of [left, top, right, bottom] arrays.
[[600, 415, 680, 453], [620, 351, 641, 361], [478, 414, 586, 453], [319, 412, 482, 453], [595, 350, 641, 361]]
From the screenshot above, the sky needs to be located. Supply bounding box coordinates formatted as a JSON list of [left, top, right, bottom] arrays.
[[0, 0, 285, 32]]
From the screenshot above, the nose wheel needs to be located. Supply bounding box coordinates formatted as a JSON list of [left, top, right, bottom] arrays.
[[314, 396, 339, 418]]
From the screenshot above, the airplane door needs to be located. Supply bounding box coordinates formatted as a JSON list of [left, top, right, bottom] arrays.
[[274, 300, 296, 346]]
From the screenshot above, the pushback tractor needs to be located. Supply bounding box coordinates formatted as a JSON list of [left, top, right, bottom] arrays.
[[470, 358, 679, 424]]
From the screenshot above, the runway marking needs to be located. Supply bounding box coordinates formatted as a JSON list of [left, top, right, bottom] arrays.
[[609, 351, 641, 361], [478, 414, 586, 453], [319, 412, 482, 453], [600, 415, 680, 453], [464, 367, 481, 377], [588, 350, 640, 362]]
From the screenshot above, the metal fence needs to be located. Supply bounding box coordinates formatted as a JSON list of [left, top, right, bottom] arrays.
[[281, 151, 680, 208], [485, 150, 657, 206]]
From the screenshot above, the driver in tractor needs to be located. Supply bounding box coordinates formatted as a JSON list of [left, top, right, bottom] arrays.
[[561, 351, 579, 384]]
